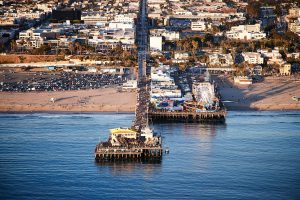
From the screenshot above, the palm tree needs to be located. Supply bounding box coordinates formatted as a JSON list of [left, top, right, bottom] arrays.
[[68, 42, 74, 55], [176, 40, 183, 51], [59, 49, 66, 56], [183, 40, 191, 51], [75, 42, 81, 55], [191, 40, 199, 59], [10, 40, 17, 52]]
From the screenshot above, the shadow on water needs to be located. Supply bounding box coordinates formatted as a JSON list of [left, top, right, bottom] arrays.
[[154, 122, 227, 138], [94, 159, 162, 176], [154, 122, 227, 156]]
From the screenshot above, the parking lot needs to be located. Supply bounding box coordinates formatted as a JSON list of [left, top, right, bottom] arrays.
[[0, 72, 127, 92]]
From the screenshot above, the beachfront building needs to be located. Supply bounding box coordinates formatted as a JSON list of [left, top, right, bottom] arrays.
[[150, 65, 182, 110]]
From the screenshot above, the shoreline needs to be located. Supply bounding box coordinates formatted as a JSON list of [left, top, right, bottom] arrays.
[[1, 109, 300, 114], [0, 111, 135, 114]]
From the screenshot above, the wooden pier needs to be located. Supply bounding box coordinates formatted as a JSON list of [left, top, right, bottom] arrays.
[[95, 145, 163, 161], [149, 110, 226, 123]]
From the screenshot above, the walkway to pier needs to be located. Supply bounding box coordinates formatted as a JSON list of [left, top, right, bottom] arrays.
[[132, 0, 150, 131]]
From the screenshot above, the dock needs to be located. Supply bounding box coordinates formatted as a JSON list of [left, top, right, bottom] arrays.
[[95, 145, 163, 161], [149, 110, 226, 123]]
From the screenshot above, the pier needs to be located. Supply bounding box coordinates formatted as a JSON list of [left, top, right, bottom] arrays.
[[95, 0, 163, 162], [95, 145, 163, 161], [149, 110, 226, 123], [132, 0, 151, 131]]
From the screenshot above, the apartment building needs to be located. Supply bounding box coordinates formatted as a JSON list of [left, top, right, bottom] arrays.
[[150, 36, 163, 51], [258, 48, 284, 65], [208, 53, 233, 67], [241, 52, 264, 65], [226, 24, 266, 40], [289, 18, 300, 35], [190, 20, 211, 31]]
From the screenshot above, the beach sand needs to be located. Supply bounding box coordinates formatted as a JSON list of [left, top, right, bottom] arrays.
[[0, 76, 300, 113], [0, 88, 136, 113], [214, 75, 300, 111]]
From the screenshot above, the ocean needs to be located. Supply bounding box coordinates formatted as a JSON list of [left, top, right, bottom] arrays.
[[0, 111, 299, 200]]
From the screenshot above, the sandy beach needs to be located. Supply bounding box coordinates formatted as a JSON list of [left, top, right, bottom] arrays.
[[0, 76, 300, 112], [214, 76, 300, 111], [0, 88, 136, 113]]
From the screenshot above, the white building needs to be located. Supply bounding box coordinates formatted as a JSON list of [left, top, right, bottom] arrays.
[[242, 52, 264, 65], [234, 76, 253, 85], [150, 36, 162, 51], [289, 18, 300, 35], [114, 13, 136, 23], [17, 28, 45, 48], [191, 20, 211, 31], [151, 65, 182, 101], [231, 24, 261, 32], [226, 23, 266, 40], [81, 13, 108, 25], [258, 48, 284, 65], [208, 53, 233, 67], [150, 29, 179, 41], [108, 22, 135, 30], [289, 8, 300, 18], [174, 52, 189, 59]]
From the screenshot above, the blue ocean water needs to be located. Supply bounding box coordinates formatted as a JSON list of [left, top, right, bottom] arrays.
[[0, 111, 299, 200]]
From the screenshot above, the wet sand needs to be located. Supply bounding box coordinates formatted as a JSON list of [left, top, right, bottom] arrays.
[[0, 88, 136, 113], [214, 75, 300, 111]]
